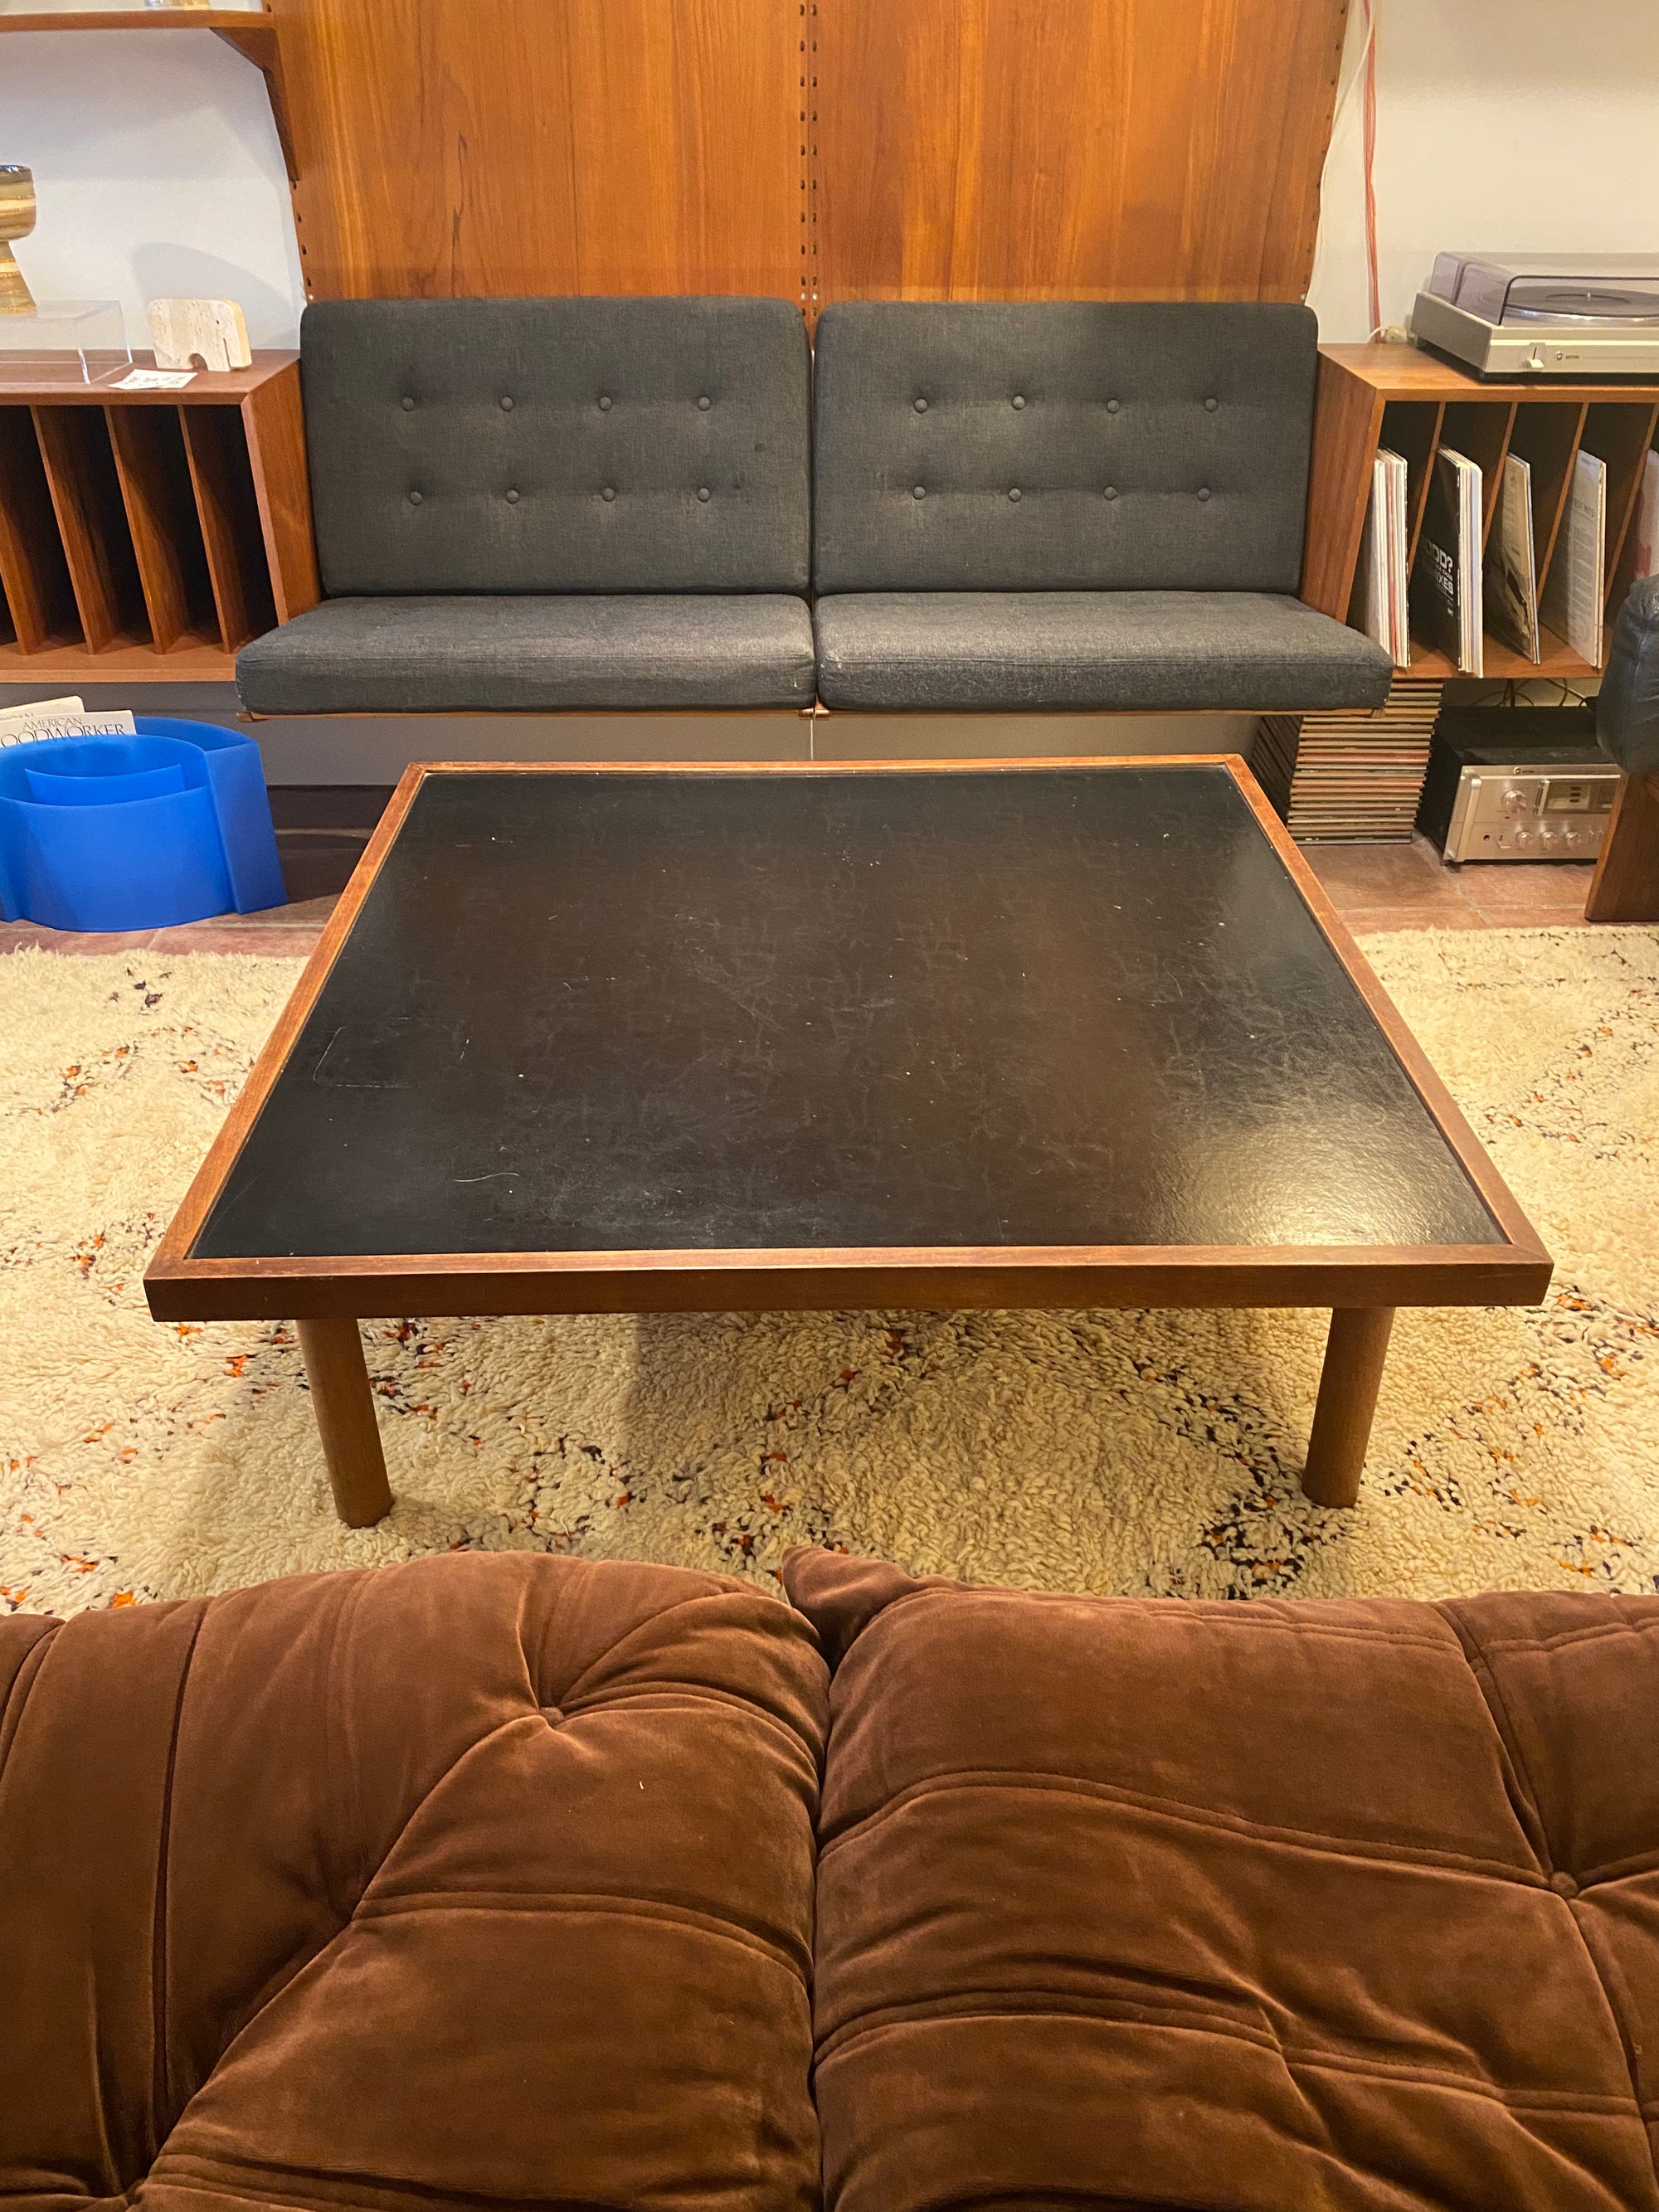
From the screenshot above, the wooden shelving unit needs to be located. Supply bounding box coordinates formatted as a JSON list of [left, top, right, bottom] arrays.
[[0, 352, 317, 684], [0, 8, 294, 181], [1303, 343, 1659, 685]]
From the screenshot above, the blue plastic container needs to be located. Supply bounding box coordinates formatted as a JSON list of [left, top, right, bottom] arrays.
[[0, 717, 285, 931]]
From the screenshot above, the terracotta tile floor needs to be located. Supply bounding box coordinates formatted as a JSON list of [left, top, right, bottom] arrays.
[[0, 839, 1597, 960]]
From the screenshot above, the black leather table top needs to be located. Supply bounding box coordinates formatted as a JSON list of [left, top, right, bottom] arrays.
[[192, 765, 1503, 1260]]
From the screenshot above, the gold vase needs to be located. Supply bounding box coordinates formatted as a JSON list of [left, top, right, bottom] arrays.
[[0, 167, 38, 317]]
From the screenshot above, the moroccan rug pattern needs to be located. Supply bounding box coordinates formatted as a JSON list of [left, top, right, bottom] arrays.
[[1, 928, 1655, 1617]]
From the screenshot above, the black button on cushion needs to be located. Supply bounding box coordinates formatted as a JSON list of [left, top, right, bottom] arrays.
[[401, 396, 415, 411], [698, 396, 712, 411], [500, 396, 514, 411], [407, 490, 423, 505], [505, 489, 520, 504], [697, 486, 711, 502], [1204, 396, 1219, 411]]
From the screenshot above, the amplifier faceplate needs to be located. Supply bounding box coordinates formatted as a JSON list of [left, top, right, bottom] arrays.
[[1443, 765, 1618, 863]]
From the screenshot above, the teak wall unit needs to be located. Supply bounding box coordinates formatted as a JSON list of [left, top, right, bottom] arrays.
[[2, 2, 1352, 314], [0, 355, 317, 685], [1304, 343, 1659, 683], [270, 0, 1350, 310]]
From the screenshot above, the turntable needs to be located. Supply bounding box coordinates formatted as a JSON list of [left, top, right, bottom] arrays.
[[1410, 253, 1659, 379]]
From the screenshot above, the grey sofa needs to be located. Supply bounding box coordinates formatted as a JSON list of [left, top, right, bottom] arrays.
[[811, 300, 1394, 713], [236, 295, 1393, 721], [236, 297, 815, 714]]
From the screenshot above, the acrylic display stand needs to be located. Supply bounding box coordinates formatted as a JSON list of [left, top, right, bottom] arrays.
[[0, 301, 130, 386]]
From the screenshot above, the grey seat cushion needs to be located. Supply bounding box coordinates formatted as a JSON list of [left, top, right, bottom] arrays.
[[236, 595, 816, 714], [302, 296, 810, 596], [813, 591, 1394, 713], [813, 301, 1317, 595]]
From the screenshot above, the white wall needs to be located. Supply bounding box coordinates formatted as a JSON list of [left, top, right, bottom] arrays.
[[0, 21, 304, 352], [1309, 0, 1659, 342], [2, 3, 1656, 352]]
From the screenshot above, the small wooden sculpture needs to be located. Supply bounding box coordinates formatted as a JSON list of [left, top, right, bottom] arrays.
[[146, 297, 253, 372], [0, 168, 36, 316]]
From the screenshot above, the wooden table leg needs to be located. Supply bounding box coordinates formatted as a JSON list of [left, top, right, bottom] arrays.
[[1301, 1306, 1395, 1509], [1586, 771, 1659, 924], [297, 1317, 392, 1528]]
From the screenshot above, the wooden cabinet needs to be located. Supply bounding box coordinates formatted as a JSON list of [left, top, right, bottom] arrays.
[[1302, 343, 1659, 683], [0, 355, 316, 684]]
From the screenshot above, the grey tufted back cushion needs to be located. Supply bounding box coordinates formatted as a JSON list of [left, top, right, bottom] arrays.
[[302, 297, 811, 596], [812, 301, 1318, 595]]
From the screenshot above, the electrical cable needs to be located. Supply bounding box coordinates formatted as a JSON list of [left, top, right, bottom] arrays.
[[1306, 0, 1380, 331], [1360, 0, 1381, 338]]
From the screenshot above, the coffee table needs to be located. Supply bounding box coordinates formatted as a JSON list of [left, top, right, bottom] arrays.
[[146, 757, 1552, 1528]]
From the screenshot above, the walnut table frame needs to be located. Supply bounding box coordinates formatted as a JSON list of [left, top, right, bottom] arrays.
[[146, 757, 1552, 1528]]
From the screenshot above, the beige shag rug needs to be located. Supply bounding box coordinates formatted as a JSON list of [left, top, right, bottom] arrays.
[[2, 928, 1656, 1620]]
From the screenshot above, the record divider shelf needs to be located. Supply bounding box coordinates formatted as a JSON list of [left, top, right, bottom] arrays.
[[0, 352, 317, 684], [1280, 342, 1659, 842]]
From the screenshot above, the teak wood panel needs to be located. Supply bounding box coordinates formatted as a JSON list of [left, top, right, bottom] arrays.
[[265, 0, 1346, 309], [180, 407, 278, 652], [270, 0, 806, 303], [105, 406, 216, 654], [813, 0, 1350, 304], [1438, 400, 1515, 554], [1608, 422, 1659, 627], [1586, 771, 1659, 926], [145, 756, 1551, 1328], [239, 367, 319, 621], [31, 406, 148, 653], [1584, 402, 1659, 617], [1300, 354, 1384, 620], [0, 410, 79, 654], [1506, 401, 1588, 600]]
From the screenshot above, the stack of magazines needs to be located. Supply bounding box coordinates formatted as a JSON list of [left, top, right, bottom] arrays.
[[1255, 678, 1443, 843], [0, 695, 139, 746]]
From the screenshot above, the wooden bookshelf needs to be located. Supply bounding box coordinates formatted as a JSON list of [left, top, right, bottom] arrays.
[[1303, 342, 1659, 684], [0, 352, 316, 683]]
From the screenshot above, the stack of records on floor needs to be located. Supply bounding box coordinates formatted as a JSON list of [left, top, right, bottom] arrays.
[[1255, 679, 1443, 843]]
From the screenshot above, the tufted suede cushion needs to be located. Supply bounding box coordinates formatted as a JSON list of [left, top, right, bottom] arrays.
[[1, 1554, 828, 2212], [812, 300, 1318, 596], [814, 588, 1394, 712], [302, 296, 812, 596], [785, 1548, 1659, 2212], [236, 591, 818, 712]]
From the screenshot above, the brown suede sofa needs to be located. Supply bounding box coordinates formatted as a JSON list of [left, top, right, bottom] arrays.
[[4, 1550, 1657, 2212]]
